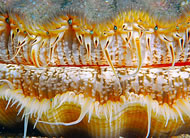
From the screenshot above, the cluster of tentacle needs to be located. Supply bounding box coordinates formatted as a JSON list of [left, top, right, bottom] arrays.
[[0, 10, 189, 76]]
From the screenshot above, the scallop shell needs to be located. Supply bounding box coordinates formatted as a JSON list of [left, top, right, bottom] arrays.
[[0, 99, 22, 126]]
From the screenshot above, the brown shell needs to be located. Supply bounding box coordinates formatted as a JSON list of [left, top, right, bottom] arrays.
[[0, 99, 22, 126]]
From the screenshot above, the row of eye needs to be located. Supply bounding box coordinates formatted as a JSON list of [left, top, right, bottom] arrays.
[[5, 16, 187, 35]]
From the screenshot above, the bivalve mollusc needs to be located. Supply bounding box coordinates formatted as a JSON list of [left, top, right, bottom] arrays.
[[0, 0, 190, 137]]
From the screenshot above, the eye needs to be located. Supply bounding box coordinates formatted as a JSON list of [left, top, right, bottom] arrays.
[[5, 17, 9, 24], [113, 25, 117, 31], [68, 19, 72, 25], [154, 25, 158, 31]]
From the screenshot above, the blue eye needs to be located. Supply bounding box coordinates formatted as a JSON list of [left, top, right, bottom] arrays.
[[5, 18, 9, 24], [154, 25, 158, 31], [114, 25, 117, 31], [90, 30, 93, 35], [176, 26, 179, 30], [68, 19, 72, 25]]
